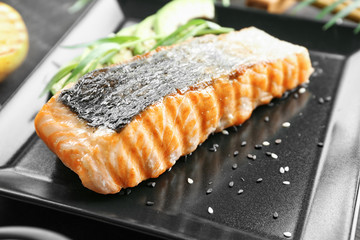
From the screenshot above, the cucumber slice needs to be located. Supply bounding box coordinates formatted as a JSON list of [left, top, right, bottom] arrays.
[[116, 23, 138, 36], [154, 0, 215, 36], [133, 15, 156, 55]]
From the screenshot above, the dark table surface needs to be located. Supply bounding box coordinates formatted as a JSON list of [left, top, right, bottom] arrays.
[[0, 0, 359, 239]]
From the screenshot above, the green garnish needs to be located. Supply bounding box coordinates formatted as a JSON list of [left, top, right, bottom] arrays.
[[354, 22, 360, 33], [154, 0, 214, 35], [293, 0, 360, 33], [62, 35, 139, 49], [323, 0, 360, 30], [45, 0, 233, 95], [41, 62, 78, 96], [315, 0, 346, 19], [152, 19, 233, 49], [291, 0, 318, 13]]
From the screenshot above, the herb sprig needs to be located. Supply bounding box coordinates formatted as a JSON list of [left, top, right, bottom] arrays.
[[293, 0, 360, 33], [45, 0, 233, 95], [152, 19, 233, 49]]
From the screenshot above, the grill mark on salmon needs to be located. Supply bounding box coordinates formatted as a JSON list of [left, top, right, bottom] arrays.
[[35, 27, 313, 194]]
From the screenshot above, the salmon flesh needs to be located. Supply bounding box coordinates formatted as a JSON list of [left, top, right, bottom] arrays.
[[35, 27, 313, 194]]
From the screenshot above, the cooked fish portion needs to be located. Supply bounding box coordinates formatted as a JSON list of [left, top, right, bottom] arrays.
[[35, 27, 313, 194]]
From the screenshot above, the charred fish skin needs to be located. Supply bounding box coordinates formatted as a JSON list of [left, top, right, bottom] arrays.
[[35, 27, 313, 194], [59, 28, 308, 131]]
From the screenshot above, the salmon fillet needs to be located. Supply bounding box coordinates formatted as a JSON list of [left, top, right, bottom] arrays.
[[35, 27, 313, 194]]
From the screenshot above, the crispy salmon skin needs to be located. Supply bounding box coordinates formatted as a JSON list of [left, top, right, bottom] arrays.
[[35, 27, 312, 194]]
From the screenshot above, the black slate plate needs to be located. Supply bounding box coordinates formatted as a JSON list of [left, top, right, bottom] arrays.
[[1, 1, 360, 239]]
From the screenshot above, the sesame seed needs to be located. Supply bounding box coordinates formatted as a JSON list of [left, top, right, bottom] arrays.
[[254, 144, 263, 150], [299, 87, 306, 94], [283, 181, 290, 185], [237, 189, 244, 194], [283, 232, 292, 238], [282, 122, 291, 128], [275, 139, 282, 144], [208, 147, 217, 152], [266, 151, 272, 156], [208, 181, 213, 185], [187, 178, 194, 184], [271, 153, 278, 159], [256, 178, 263, 183], [206, 188, 213, 195], [229, 181, 234, 188], [213, 143, 219, 148], [146, 201, 154, 206], [262, 141, 270, 146], [325, 96, 332, 102], [264, 116, 270, 122], [147, 182, 156, 188], [293, 93, 299, 99], [279, 167, 285, 174], [284, 166, 289, 172], [125, 189, 132, 195], [241, 141, 247, 147], [317, 142, 324, 147], [318, 97, 325, 104], [273, 212, 279, 219], [233, 150, 239, 157], [222, 130, 229, 135], [240, 177, 245, 182], [247, 154, 253, 159], [232, 163, 238, 170], [208, 207, 214, 214]]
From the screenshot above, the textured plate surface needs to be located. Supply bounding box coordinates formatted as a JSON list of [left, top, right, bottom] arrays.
[[1, 1, 360, 240]]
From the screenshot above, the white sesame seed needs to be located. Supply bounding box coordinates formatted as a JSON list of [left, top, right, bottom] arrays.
[[222, 130, 229, 135], [284, 166, 289, 172], [283, 181, 290, 185], [283, 232, 292, 238], [282, 122, 291, 128], [228, 181, 234, 188], [187, 178, 194, 184], [208, 207, 214, 214], [279, 167, 285, 174], [262, 141, 270, 146], [299, 87, 306, 94], [256, 178, 263, 183], [271, 153, 278, 159]]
